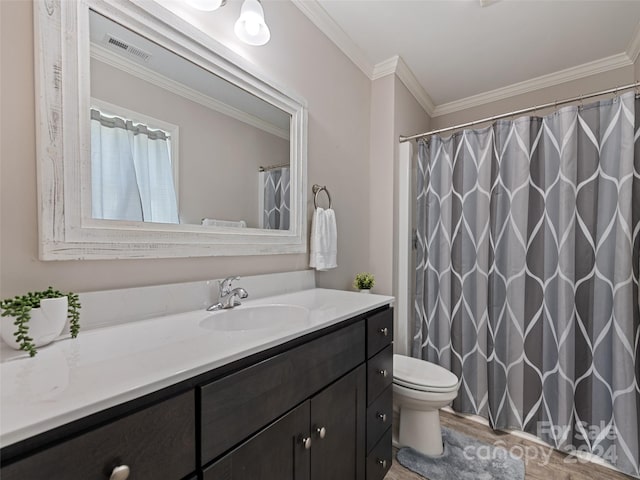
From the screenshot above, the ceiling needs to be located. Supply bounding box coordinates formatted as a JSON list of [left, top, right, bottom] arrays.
[[292, 0, 640, 116]]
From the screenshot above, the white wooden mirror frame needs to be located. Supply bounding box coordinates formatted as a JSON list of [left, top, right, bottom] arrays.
[[35, 0, 308, 260]]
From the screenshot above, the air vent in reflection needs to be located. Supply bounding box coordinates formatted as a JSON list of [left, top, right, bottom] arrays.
[[103, 34, 151, 62]]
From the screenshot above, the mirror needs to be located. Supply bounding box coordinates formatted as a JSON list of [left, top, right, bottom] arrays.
[[89, 10, 291, 229], [34, 0, 307, 259]]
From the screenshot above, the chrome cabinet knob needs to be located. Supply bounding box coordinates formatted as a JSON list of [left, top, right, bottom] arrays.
[[109, 465, 130, 480], [376, 412, 387, 422], [315, 426, 327, 439], [377, 458, 387, 468], [378, 369, 388, 378], [299, 435, 312, 450], [378, 327, 389, 336]]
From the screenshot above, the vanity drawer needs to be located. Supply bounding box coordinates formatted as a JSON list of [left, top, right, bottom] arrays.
[[366, 428, 392, 480], [366, 308, 393, 358], [366, 386, 392, 453], [367, 344, 393, 404], [1, 391, 195, 480], [200, 320, 365, 465]]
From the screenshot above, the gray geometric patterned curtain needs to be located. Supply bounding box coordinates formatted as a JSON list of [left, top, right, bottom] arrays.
[[262, 167, 290, 230], [414, 92, 640, 478]]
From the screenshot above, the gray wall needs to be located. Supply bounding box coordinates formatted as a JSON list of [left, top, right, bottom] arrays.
[[0, 1, 371, 297], [3, 0, 634, 301], [368, 75, 430, 297]]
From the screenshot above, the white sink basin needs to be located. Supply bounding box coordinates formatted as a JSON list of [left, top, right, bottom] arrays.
[[199, 304, 311, 332]]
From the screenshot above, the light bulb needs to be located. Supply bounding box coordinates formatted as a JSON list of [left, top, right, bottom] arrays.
[[245, 18, 261, 36], [185, 0, 225, 12], [234, 0, 270, 46]]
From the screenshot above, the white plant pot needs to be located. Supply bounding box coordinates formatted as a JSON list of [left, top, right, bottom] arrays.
[[1, 296, 68, 350], [360, 289, 371, 294]]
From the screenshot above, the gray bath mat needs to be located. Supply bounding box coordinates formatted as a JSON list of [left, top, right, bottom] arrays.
[[396, 427, 525, 480]]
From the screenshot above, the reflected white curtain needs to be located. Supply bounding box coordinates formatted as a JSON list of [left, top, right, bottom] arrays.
[[90, 109, 179, 224]]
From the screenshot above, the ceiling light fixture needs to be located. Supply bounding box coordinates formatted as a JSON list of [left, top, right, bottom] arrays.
[[234, 0, 271, 46], [185, 0, 227, 12]]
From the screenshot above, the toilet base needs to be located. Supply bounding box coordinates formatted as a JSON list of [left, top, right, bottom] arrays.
[[398, 407, 444, 456]]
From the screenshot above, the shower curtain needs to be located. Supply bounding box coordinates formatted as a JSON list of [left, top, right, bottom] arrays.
[[261, 166, 290, 230], [91, 109, 179, 224], [413, 92, 640, 477]]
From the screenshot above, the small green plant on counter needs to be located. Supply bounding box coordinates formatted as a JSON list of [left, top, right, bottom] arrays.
[[0, 287, 81, 357], [353, 272, 375, 290]]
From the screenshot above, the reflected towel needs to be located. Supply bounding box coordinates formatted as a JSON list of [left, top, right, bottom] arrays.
[[201, 218, 247, 228], [309, 207, 337, 271]]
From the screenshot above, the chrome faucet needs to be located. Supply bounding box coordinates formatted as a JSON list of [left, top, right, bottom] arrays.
[[207, 276, 248, 311]]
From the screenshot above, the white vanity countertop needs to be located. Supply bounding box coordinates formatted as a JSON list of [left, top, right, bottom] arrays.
[[0, 288, 393, 448]]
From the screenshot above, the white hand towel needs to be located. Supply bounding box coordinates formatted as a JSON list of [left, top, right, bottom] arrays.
[[309, 207, 337, 271]]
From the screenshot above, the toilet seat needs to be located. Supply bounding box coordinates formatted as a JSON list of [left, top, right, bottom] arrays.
[[393, 354, 458, 393]]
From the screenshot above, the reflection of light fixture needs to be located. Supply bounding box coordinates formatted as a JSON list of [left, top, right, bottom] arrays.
[[234, 0, 270, 46], [185, 0, 227, 12]]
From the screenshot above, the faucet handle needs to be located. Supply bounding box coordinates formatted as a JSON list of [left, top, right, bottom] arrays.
[[220, 276, 240, 295]]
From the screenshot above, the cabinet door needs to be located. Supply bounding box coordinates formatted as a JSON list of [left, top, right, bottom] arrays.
[[1, 392, 195, 480], [310, 365, 366, 480], [203, 401, 310, 480]]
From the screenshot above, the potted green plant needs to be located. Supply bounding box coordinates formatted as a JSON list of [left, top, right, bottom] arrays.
[[0, 287, 80, 356], [353, 272, 375, 293]]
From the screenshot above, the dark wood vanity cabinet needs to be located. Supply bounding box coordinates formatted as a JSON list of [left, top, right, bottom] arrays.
[[365, 308, 394, 480], [204, 365, 366, 480], [200, 320, 367, 480], [0, 305, 393, 480], [0, 391, 196, 480]]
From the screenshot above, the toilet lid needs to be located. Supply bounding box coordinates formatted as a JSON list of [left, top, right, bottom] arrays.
[[393, 354, 458, 392]]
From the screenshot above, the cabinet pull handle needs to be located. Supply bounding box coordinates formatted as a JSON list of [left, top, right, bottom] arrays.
[[377, 458, 387, 469], [109, 465, 130, 480], [315, 426, 327, 439], [378, 369, 388, 378], [378, 327, 389, 336], [376, 412, 387, 422], [299, 435, 312, 450]]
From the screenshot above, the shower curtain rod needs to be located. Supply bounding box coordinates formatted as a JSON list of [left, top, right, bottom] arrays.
[[399, 81, 640, 143], [258, 163, 289, 172]]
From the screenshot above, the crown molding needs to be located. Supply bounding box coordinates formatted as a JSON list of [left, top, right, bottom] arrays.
[[432, 52, 633, 117], [90, 43, 290, 139], [394, 56, 436, 116], [290, 0, 373, 78], [371, 56, 398, 80], [626, 22, 640, 63], [372, 55, 435, 116], [292, 1, 639, 118]]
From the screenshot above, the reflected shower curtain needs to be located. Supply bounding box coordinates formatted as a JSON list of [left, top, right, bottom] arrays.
[[262, 167, 290, 230], [91, 109, 179, 224], [414, 92, 640, 477]]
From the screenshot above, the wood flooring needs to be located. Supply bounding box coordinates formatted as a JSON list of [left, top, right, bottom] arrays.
[[385, 410, 633, 480]]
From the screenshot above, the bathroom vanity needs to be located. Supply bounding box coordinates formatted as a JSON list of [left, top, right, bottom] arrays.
[[0, 288, 393, 480]]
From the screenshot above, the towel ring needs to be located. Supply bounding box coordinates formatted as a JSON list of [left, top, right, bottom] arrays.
[[312, 184, 332, 209]]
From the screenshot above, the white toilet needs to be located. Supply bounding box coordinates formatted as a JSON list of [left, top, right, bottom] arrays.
[[392, 354, 460, 456]]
